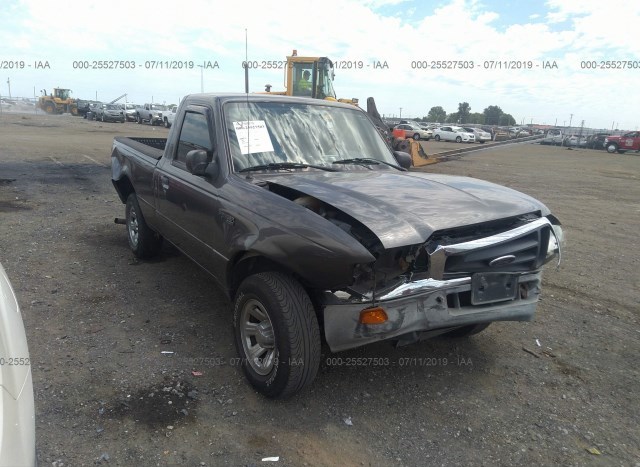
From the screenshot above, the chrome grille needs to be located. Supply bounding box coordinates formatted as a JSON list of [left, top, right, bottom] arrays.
[[445, 227, 550, 274]]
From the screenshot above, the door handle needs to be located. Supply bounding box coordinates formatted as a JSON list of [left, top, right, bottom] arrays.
[[161, 176, 169, 191]]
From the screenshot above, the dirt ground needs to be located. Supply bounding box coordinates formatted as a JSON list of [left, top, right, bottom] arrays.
[[0, 112, 638, 466]]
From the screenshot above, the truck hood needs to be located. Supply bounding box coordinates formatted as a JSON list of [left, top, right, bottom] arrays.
[[263, 170, 548, 249]]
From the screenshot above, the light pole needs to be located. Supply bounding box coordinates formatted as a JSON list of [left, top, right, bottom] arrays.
[[399, 107, 402, 119], [7, 78, 11, 98], [569, 113, 573, 129], [197, 65, 204, 93]]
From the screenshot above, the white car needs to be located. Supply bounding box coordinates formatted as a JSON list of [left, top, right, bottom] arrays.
[[432, 125, 476, 143], [0, 262, 35, 466], [463, 127, 492, 143]]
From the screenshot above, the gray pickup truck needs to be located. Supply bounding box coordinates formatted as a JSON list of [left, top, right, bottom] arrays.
[[135, 103, 169, 125], [111, 93, 563, 398]]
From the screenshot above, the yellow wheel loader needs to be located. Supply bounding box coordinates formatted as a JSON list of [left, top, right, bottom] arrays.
[[38, 88, 78, 115]]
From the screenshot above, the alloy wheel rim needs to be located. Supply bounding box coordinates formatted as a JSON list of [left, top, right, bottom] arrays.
[[240, 298, 276, 375]]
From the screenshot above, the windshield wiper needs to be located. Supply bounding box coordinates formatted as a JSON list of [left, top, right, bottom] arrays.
[[332, 157, 405, 171], [238, 162, 338, 173]]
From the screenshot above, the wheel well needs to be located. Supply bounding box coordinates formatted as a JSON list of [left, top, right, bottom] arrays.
[[229, 254, 314, 299], [113, 175, 135, 204]]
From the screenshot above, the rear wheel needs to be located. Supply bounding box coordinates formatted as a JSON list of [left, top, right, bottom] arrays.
[[233, 272, 321, 399], [125, 193, 163, 258], [413, 133, 420, 141], [435, 135, 441, 141]]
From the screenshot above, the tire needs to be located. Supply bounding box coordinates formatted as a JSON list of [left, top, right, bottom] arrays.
[[606, 143, 617, 153], [125, 193, 163, 259], [101, 114, 105, 122], [233, 272, 321, 399], [442, 323, 491, 338], [479, 141, 485, 144], [455, 136, 462, 143], [413, 133, 420, 141], [617, 150, 626, 154], [136, 114, 142, 124], [435, 135, 441, 141], [164, 118, 170, 128]]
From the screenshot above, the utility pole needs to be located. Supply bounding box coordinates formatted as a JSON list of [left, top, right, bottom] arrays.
[[399, 107, 402, 119], [6, 78, 11, 98], [569, 113, 573, 129]]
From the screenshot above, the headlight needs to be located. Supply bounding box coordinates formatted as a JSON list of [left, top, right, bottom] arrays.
[[545, 224, 564, 267]]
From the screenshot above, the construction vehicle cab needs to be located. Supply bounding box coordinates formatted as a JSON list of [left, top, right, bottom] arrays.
[[38, 88, 78, 115], [264, 51, 357, 105]]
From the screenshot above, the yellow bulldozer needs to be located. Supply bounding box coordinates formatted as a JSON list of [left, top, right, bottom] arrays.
[[38, 88, 78, 115], [262, 51, 434, 167]]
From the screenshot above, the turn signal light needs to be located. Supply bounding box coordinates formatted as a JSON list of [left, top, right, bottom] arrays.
[[359, 307, 388, 324]]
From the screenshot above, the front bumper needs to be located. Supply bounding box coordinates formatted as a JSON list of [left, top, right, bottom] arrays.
[[324, 273, 540, 352], [323, 217, 562, 352]]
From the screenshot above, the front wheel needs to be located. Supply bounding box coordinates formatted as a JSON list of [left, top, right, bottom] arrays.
[[435, 135, 441, 141], [413, 133, 420, 141], [125, 193, 163, 258], [136, 114, 142, 124], [164, 118, 170, 128], [606, 143, 618, 153], [455, 136, 462, 143], [233, 272, 321, 399]]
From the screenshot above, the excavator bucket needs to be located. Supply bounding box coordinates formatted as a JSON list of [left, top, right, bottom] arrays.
[[391, 136, 436, 167]]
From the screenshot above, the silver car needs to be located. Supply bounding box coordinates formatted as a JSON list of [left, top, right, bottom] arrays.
[[463, 127, 492, 143], [395, 124, 432, 141], [0, 262, 35, 466]]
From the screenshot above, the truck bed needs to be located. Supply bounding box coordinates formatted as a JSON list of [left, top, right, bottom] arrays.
[[113, 136, 167, 160]]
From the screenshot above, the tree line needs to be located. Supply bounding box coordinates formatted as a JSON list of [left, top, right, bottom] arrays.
[[417, 103, 516, 126]]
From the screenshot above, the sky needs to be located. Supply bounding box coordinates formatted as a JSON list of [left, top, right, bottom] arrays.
[[1, 0, 639, 130]]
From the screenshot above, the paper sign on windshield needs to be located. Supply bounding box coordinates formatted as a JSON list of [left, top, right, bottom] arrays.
[[232, 120, 274, 155]]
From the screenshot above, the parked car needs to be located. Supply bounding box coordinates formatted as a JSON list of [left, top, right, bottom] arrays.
[[0, 262, 36, 465], [563, 135, 587, 147], [94, 103, 125, 123], [163, 105, 178, 128], [462, 127, 492, 143], [541, 129, 564, 145], [111, 93, 563, 398], [585, 133, 610, 150], [394, 123, 432, 140], [136, 103, 169, 125], [432, 125, 476, 143], [122, 103, 139, 122]]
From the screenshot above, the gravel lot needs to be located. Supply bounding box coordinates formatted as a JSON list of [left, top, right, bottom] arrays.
[[1, 112, 638, 466]]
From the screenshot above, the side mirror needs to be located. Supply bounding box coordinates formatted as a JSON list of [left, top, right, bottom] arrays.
[[186, 149, 219, 179], [393, 151, 412, 170]]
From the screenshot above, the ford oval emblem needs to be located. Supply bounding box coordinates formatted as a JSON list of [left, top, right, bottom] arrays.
[[489, 255, 516, 267]]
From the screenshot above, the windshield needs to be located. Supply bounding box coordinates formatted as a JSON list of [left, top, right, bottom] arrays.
[[224, 101, 396, 172], [151, 104, 167, 110], [106, 104, 120, 110]]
